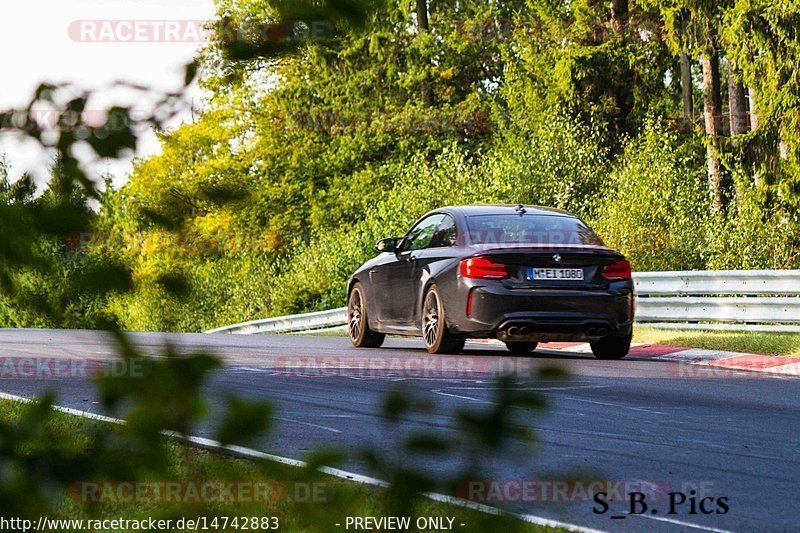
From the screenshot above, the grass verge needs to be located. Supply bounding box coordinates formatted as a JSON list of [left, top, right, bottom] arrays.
[[0, 398, 562, 533], [633, 327, 800, 357]]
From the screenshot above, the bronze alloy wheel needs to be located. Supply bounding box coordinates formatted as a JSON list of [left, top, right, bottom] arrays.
[[422, 290, 440, 348], [347, 282, 385, 348], [422, 286, 465, 354]]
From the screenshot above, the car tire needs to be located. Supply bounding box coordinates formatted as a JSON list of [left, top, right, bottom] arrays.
[[505, 342, 538, 354], [422, 285, 465, 354], [590, 332, 631, 359], [347, 282, 385, 348]]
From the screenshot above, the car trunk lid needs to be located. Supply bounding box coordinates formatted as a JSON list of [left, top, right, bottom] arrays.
[[468, 245, 624, 290]]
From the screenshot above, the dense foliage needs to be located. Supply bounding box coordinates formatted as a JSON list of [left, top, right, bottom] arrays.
[[8, 0, 800, 330]]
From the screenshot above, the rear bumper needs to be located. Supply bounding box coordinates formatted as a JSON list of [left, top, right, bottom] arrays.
[[450, 282, 634, 342]]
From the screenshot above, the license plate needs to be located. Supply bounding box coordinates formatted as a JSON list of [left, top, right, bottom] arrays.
[[527, 268, 584, 281]]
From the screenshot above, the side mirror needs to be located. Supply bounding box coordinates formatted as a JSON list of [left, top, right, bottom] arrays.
[[375, 237, 399, 253]]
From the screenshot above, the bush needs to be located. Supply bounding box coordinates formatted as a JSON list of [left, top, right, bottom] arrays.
[[593, 119, 711, 271], [488, 113, 610, 218], [708, 179, 799, 269], [265, 147, 489, 314]]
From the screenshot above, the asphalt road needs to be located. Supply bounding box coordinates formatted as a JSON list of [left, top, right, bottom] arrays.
[[0, 329, 798, 532]]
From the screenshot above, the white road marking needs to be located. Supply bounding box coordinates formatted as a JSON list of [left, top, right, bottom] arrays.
[[554, 343, 593, 353], [431, 390, 492, 403], [762, 362, 800, 376], [558, 396, 667, 415], [431, 385, 613, 406], [277, 416, 342, 434], [443, 385, 611, 392], [654, 349, 741, 362], [337, 375, 492, 383], [636, 514, 736, 532]]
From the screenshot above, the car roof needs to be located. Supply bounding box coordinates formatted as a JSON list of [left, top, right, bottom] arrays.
[[441, 204, 576, 218]]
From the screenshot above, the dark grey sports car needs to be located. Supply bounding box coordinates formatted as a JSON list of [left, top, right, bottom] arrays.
[[346, 205, 634, 358]]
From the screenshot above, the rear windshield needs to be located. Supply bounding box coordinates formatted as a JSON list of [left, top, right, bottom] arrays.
[[465, 214, 604, 246]]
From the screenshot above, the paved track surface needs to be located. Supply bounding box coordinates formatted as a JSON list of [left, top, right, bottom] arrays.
[[0, 329, 798, 532]]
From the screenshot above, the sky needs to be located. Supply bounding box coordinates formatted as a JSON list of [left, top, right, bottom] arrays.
[[0, 0, 216, 188]]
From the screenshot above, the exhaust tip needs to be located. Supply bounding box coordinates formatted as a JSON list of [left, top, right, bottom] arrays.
[[508, 326, 519, 336], [586, 328, 597, 337], [518, 326, 529, 336], [597, 328, 608, 337]]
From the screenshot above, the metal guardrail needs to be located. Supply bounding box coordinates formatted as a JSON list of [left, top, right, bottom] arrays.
[[632, 269, 800, 296], [205, 270, 800, 335], [205, 307, 347, 335], [634, 270, 800, 332]]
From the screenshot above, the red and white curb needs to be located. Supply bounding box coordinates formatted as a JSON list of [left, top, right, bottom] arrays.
[[547, 342, 800, 377], [470, 339, 800, 377]]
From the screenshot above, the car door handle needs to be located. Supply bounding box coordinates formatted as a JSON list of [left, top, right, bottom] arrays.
[[409, 255, 418, 262]]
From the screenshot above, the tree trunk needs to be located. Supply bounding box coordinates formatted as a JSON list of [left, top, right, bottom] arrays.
[[748, 87, 759, 130], [728, 67, 748, 135], [702, 50, 728, 213], [779, 140, 789, 159], [609, 0, 632, 135], [415, 0, 433, 107], [610, 0, 628, 32], [680, 50, 694, 123]]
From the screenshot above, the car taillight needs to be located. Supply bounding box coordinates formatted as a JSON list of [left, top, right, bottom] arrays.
[[602, 259, 632, 281], [459, 256, 508, 279]]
